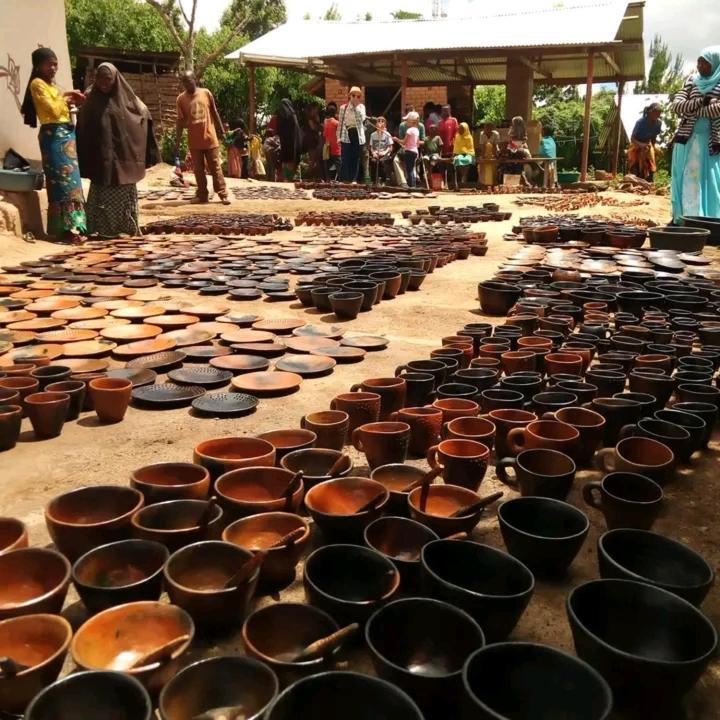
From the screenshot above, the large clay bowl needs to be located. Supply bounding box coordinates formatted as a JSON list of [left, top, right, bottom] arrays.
[[303, 544, 400, 627], [0, 517, 28, 554], [131, 499, 224, 551], [0, 614, 73, 714], [0, 548, 71, 620], [71, 601, 194, 694], [71, 539, 169, 614], [305, 477, 389, 542], [366, 598, 485, 719], [45, 485, 144, 561], [193, 436, 276, 480], [216, 466, 305, 519], [25, 671, 153, 720], [257, 428, 317, 463], [498, 497, 589, 577], [421, 540, 534, 642], [567, 579, 718, 709], [130, 462, 210, 503], [280, 448, 352, 489], [370, 463, 428, 515], [598, 529, 714, 606], [408, 485, 488, 537], [462, 642, 613, 720], [222, 512, 310, 590], [265, 671, 423, 720], [159, 655, 279, 720], [364, 515, 439, 590], [164, 541, 259, 627], [242, 603, 342, 685]]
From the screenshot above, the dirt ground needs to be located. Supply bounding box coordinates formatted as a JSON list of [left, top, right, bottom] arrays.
[[1, 169, 718, 719]]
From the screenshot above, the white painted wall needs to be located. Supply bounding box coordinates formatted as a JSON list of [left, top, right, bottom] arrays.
[[0, 0, 73, 163]]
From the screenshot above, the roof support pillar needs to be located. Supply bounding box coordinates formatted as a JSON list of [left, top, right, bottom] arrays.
[[248, 63, 256, 134], [580, 52, 594, 182], [505, 58, 534, 121], [611, 79, 625, 176], [400, 59, 408, 112]]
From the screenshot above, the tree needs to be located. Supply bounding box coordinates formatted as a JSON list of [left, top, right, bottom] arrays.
[[392, 10, 423, 19], [323, 3, 342, 20], [144, 0, 285, 77], [474, 86, 506, 125], [364, 12, 373, 20], [636, 34, 685, 95]]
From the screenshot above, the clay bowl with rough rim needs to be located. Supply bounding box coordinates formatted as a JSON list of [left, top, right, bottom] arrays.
[[0, 613, 73, 714], [131, 499, 224, 552], [45, 485, 144, 561], [257, 428, 317, 464], [0, 547, 71, 620], [241, 603, 342, 686], [130, 462, 211, 504], [25, 670, 153, 720], [305, 477, 390, 542], [215, 466, 305, 520], [0, 517, 28, 554], [71, 539, 170, 614], [193, 436, 276, 480], [163, 540, 260, 627], [158, 655, 279, 720], [370, 463, 431, 516], [280, 448, 353, 489], [408, 485, 489, 537], [71, 600, 194, 694], [223, 512, 310, 590]]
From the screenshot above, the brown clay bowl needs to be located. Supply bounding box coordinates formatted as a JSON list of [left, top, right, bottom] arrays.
[[193, 437, 276, 480], [305, 477, 390, 542], [71, 600, 194, 694], [370, 464, 435, 516], [223, 512, 310, 590], [408, 485, 487, 537], [71, 539, 170, 614], [257, 428, 317, 464], [164, 541, 260, 627], [159, 655, 279, 720], [279, 448, 353, 489], [0, 517, 28, 554], [0, 614, 73, 714], [0, 548, 71, 620], [131, 499, 224, 552], [216, 466, 305, 520], [242, 603, 341, 686], [130, 462, 211, 503], [45, 485, 144, 561]]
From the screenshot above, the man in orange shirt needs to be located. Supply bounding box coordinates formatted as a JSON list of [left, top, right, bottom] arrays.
[[174, 71, 230, 205]]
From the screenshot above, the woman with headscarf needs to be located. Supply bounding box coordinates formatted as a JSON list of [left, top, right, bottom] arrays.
[[628, 103, 662, 181], [452, 122, 475, 186], [76, 63, 159, 238], [276, 98, 302, 181], [670, 46, 720, 223], [20, 47, 87, 242]]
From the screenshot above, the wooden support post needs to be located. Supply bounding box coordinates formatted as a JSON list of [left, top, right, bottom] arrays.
[[400, 59, 408, 112], [580, 52, 594, 182], [611, 79, 625, 176], [248, 63, 256, 134]]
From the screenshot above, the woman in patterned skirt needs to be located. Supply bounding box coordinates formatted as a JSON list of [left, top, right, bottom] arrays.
[[20, 47, 87, 242], [76, 63, 159, 237]]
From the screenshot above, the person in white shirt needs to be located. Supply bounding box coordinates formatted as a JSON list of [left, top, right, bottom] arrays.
[[337, 86, 367, 181]]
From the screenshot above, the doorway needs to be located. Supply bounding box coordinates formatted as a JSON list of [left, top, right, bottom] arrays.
[[364, 86, 401, 131]]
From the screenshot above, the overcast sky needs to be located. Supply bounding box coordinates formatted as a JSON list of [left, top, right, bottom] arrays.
[[193, 0, 716, 70]]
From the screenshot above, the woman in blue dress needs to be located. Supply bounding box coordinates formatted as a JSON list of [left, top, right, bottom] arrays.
[[670, 46, 720, 223]]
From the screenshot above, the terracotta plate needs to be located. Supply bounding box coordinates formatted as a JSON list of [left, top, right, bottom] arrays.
[[0, 330, 35, 346], [159, 329, 215, 347], [131, 382, 206, 408], [52, 307, 108, 321], [229, 342, 286, 358], [310, 345, 366, 363], [292, 324, 345, 339], [7, 318, 67, 332], [192, 322, 230, 336], [113, 337, 177, 358], [0, 310, 37, 325], [340, 336, 389, 351], [168, 366, 233, 387], [182, 304, 229, 319], [36, 328, 98, 343], [110, 305, 168, 321], [100, 324, 163, 342], [91, 287, 136, 298], [284, 336, 340, 353], [182, 345, 232, 363], [231, 370, 303, 395], [26, 298, 81, 314], [92, 300, 144, 311], [107, 367, 157, 387], [63, 358, 110, 373], [191, 392, 258, 418], [126, 350, 187, 372], [275, 354, 336, 377], [209, 354, 270, 373], [220, 329, 275, 345], [145, 314, 200, 329], [229, 288, 262, 300], [217, 313, 262, 326], [678, 253, 712, 265], [0, 344, 63, 364], [252, 318, 305, 334], [69, 317, 131, 330], [63, 339, 118, 358]]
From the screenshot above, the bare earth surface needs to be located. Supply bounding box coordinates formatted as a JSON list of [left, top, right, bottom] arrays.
[[1, 168, 718, 719]]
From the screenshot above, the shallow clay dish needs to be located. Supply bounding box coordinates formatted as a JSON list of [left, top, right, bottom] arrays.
[[26, 298, 80, 314], [231, 342, 286, 358], [107, 368, 157, 387], [341, 336, 389, 351], [310, 345, 366, 363], [221, 329, 275, 345], [1, 344, 63, 363], [160, 329, 214, 347], [145, 315, 199, 329], [89, 287, 136, 298], [100, 324, 162, 342], [127, 351, 186, 372], [168, 366, 232, 387], [231, 371, 303, 395], [132, 383, 205, 408], [253, 318, 305, 334], [284, 336, 340, 353], [62, 358, 109, 373], [62, 339, 117, 357], [52, 307, 107, 321], [0, 310, 37, 325], [229, 288, 262, 300], [36, 328, 98, 343], [113, 337, 177, 358], [182, 304, 229, 319], [218, 313, 262, 326], [109, 305, 167, 321], [275, 355, 336, 377], [7, 318, 66, 332], [182, 344, 231, 362], [69, 317, 131, 330], [292, 324, 345, 339], [210, 354, 270, 373], [191, 392, 259, 418]]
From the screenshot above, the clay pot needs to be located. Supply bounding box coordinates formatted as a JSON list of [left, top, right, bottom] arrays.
[[507, 419, 580, 458], [0, 548, 71, 620], [0, 376, 39, 416], [427, 439, 490, 491], [257, 428, 317, 464], [478, 281, 523, 316], [496, 448, 577, 500], [45, 380, 86, 421], [330, 291, 363, 320], [30, 365, 72, 390], [0, 517, 28, 554], [350, 378, 406, 421], [45, 485, 144, 561], [193, 436, 276, 480], [352, 421, 411, 469], [301, 410, 349, 451], [88, 377, 132, 423], [0, 404, 22, 451], [71, 600, 193, 694], [595, 436, 675, 486], [390, 406, 443, 457], [25, 392, 70, 439], [0, 363, 36, 378], [407, 485, 490, 538], [543, 352, 584, 377], [216, 466, 305, 519], [0, 613, 73, 714], [130, 462, 210, 504]]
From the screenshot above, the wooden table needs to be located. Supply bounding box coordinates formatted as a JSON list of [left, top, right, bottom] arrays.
[[476, 156, 561, 188]]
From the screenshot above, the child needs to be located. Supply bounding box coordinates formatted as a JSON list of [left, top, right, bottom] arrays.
[[394, 110, 421, 188], [477, 121, 500, 186], [369, 116, 394, 183], [322, 103, 340, 181], [539, 125, 558, 187], [422, 124, 444, 185]]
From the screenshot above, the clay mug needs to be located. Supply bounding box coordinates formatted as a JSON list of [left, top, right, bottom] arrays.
[[612, 392, 656, 417], [442, 416, 496, 451], [0, 404, 22, 451], [542, 406, 606, 465], [479, 389, 525, 413], [585, 397, 642, 446], [396, 372, 435, 407], [485, 409, 537, 458], [585, 369, 627, 398], [301, 410, 350, 451], [46, 380, 86, 421], [672, 402, 717, 448], [555, 381, 598, 405], [352, 421, 411, 469], [507, 419, 580, 458], [543, 352, 584, 377], [390, 406, 442, 457], [582, 471, 663, 530], [88, 377, 132, 423], [395, 359, 446, 387], [451, 368, 499, 395], [595, 436, 675, 486], [426, 439, 490, 491], [618, 418, 692, 463], [25, 392, 70, 439], [532, 391, 578, 415], [496, 448, 576, 500], [501, 350, 536, 375], [498, 373, 543, 401], [330, 392, 380, 433], [350, 378, 406, 421], [430, 398, 479, 423]]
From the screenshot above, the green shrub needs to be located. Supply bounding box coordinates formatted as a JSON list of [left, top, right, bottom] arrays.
[[160, 127, 188, 165]]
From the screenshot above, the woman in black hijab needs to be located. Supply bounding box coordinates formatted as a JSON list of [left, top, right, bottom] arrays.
[[76, 63, 159, 237], [276, 98, 302, 181]]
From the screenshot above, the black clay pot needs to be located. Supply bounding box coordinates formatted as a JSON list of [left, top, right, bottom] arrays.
[[478, 281, 523, 316], [672, 402, 717, 446], [616, 291, 663, 317], [649, 226, 710, 252], [330, 292, 363, 320]]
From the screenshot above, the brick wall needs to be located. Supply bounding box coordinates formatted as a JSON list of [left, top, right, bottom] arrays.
[[323, 79, 448, 111], [325, 79, 355, 106]]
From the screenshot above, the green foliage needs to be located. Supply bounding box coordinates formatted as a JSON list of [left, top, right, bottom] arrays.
[[221, 0, 286, 40], [636, 34, 685, 95], [364, 12, 373, 20], [392, 10, 423, 19], [473, 86, 506, 125], [160, 126, 187, 164], [323, 3, 342, 20], [534, 85, 579, 104]]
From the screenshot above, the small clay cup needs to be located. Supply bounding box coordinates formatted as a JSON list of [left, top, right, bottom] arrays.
[[330, 391, 381, 433], [30, 365, 72, 391], [0, 376, 39, 417], [87, 377, 132, 423], [130, 462, 211, 503], [595, 437, 675, 486], [25, 391, 70, 439], [496, 448, 576, 500], [501, 350, 536, 374], [582, 472, 663, 530], [543, 406, 606, 465], [45, 380, 85, 421], [352, 421, 410, 469], [193, 436, 276, 480], [507, 419, 580, 458], [442, 415, 496, 451], [0, 516, 28, 553], [544, 352, 584, 377], [258, 428, 317, 464], [396, 372, 436, 407], [216, 466, 305, 519], [485, 408, 537, 458], [350, 378, 406, 420], [301, 410, 349, 450], [431, 397, 480, 423], [390, 406, 442, 456], [0, 404, 22, 451], [479, 388, 525, 412], [427, 439, 490, 491], [586, 397, 642, 446]]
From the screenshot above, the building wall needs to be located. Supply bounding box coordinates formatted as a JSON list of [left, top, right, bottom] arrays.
[[324, 79, 448, 112], [0, 0, 73, 163]]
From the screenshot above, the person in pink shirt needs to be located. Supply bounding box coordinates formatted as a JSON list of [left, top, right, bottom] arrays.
[[438, 104, 459, 157], [322, 103, 341, 180], [394, 110, 422, 187]]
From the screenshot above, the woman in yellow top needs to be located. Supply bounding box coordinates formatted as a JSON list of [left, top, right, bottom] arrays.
[[452, 122, 475, 186], [20, 47, 87, 241]]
